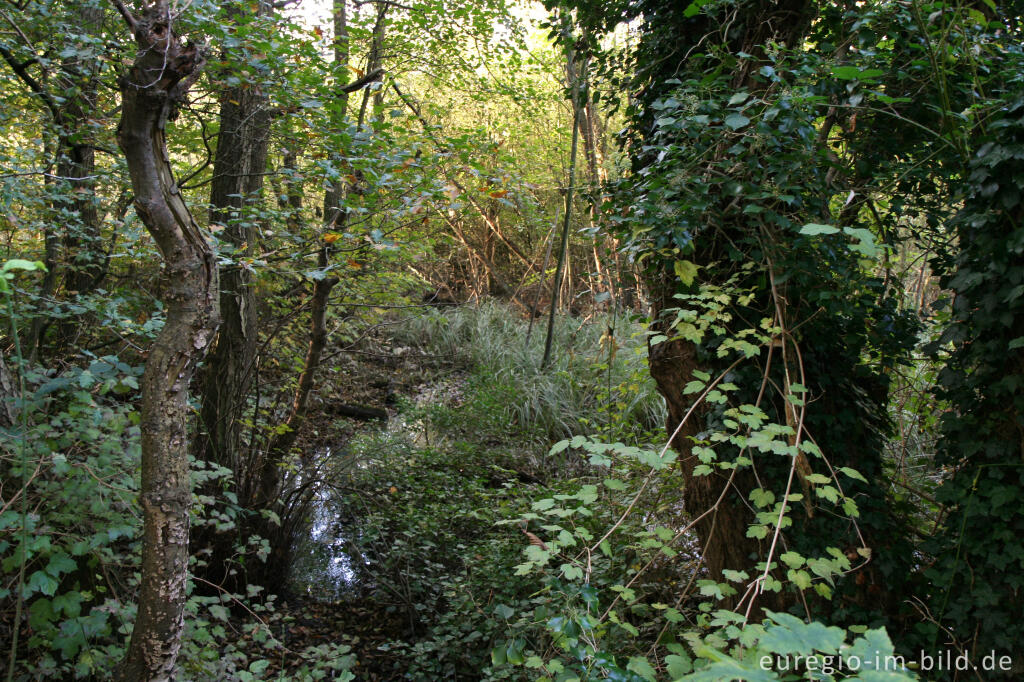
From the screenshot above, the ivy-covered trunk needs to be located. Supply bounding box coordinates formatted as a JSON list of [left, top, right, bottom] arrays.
[[640, 0, 815, 612], [113, 2, 218, 678], [927, 96, 1024, 675], [616, 0, 913, 620]]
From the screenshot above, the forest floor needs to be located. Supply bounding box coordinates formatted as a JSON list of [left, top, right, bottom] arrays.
[[253, 324, 480, 679]]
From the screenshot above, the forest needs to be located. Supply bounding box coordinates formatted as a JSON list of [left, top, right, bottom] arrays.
[[0, 0, 1022, 679]]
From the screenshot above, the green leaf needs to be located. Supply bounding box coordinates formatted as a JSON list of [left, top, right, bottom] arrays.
[[549, 440, 570, 455], [249, 660, 270, 674], [2, 259, 46, 275], [762, 610, 844, 654], [831, 66, 884, 81], [506, 641, 526, 665], [837, 466, 867, 483], [843, 226, 880, 257], [800, 223, 840, 235], [724, 113, 750, 130], [27, 570, 58, 597], [627, 656, 658, 681], [208, 604, 230, 621], [788, 568, 812, 590], [560, 563, 583, 580], [666, 653, 692, 678], [746, 525, 768, 539], [780, 551, 805, 569]]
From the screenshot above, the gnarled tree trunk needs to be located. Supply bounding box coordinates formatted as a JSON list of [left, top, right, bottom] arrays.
[[113, 2, 218, 679]]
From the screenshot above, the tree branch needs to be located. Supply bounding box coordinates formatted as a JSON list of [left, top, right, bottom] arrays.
[[109, 0, 138, 31]]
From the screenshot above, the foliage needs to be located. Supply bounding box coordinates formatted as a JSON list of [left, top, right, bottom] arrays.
[[1, 0, 1022, 677], [923, 53, 1024, 663]]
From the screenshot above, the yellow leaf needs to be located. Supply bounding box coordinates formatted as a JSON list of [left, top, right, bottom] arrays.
[[323, 232, 341, 243], [674, 260, 699, 286], [488, 189, 508, 199]]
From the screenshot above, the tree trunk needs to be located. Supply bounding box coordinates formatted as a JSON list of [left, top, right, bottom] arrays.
[[191, 0, 272, 592], [196, 0, 272, 476], [113, 3, 218, 679], [1, 3, 106, 355]]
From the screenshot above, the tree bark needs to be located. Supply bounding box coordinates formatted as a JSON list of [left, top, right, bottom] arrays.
[[196, 0, 272, 476], [113, 3, 219, 679], [640, 0, 814, 613]]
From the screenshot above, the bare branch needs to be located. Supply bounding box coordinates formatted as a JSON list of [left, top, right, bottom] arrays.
[[109, 0, 137, 31]]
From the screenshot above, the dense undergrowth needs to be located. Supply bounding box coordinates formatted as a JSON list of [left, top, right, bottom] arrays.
[[292, 303, 926, 681], [294, 303, 675, 679], [0, 302, 949, 680]]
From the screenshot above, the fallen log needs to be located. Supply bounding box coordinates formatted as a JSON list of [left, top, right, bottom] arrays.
[[329, 403, 388, 421]]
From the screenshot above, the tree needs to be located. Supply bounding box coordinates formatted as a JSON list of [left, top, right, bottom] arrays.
[[924, 22, 1024, 670], [563, 0, 918, 620], [0, 0, 112, 356], [111, 1, 218, 677], [196, 0, 273, 485]]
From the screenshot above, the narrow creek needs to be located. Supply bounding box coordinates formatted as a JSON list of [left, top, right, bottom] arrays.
[[287, 371, 466, 601]]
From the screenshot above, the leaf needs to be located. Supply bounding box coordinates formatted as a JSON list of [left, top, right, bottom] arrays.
[[800, 223, 840, 235], [27, 570, 58, 597], [780, 551, 805, 569], [666, 654, 692, 678], [323, 232, 342, 243], [683, 0, 708, 18], [838, 466, 867, 483], [843, 226, 880, 257], [762, 610, 844, 654], [249, 660, 270, 674], [208, 604, 229, 621], [627, 656, 657, 681], [2, 259, 46, 275], [560, 563, 583, 580], [506, 641, 526, 665], [832, 66, 884, 81], [674, 260, 699, 286], [724, 113, 750, 130]]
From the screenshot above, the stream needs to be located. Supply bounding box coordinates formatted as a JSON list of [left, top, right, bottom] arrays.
[[287, 372, 466, 601]]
